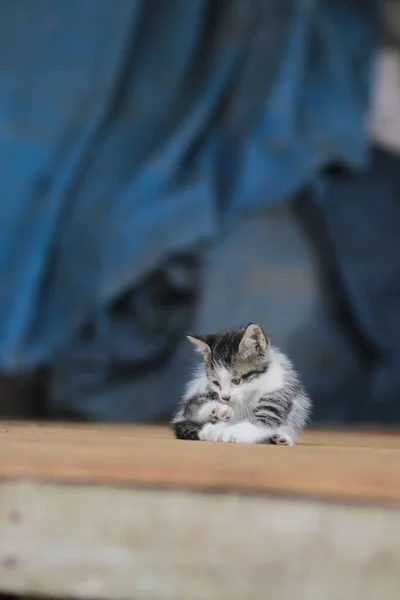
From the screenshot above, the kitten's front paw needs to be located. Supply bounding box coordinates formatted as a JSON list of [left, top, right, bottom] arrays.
[[211, 404, 233, 422], [270, 433, 294, 446], [199, 422, 227, 442]]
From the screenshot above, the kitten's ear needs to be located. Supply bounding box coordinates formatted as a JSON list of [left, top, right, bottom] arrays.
[[186, 334, 211, 361], [238, 323, 269, 359]]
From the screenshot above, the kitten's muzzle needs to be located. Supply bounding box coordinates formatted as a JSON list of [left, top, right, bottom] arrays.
[[221, 395, 231, 402]]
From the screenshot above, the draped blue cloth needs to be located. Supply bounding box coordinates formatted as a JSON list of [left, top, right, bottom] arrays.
[[1, 0, 389, 423]]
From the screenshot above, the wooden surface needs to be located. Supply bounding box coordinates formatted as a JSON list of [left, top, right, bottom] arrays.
[[1, 422, 400, 600], [1, 422, 400, 504], [1, 483, 400, 600]]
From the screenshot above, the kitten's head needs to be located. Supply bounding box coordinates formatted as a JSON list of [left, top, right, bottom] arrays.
[[187, 324, 270, 404]]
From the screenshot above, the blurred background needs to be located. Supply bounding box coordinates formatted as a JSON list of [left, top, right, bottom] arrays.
[[0, 0, 399, 426]]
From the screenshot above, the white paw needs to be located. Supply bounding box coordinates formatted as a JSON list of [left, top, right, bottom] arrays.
[[211, 404, 233, 422], [271, 433, 294, 446], [220, 422, 266, 444], [197, 401, 232, 423], [199, 422, 228, 442]]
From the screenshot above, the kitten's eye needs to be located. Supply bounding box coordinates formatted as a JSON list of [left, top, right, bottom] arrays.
[[231, 378, 241, 385], [212, 380, 220, 388]]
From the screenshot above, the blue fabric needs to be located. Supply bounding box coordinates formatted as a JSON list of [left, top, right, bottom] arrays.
[[0, 0, 384, 422], [314, 151, 400, 422]]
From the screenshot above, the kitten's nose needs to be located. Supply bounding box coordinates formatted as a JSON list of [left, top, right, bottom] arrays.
[[221, 395, 231, 402]]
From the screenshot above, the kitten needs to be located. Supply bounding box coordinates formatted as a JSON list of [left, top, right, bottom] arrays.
[[171, 323, 311, 445]]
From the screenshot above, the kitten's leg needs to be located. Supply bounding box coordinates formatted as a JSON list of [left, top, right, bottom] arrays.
[[199, 422, 296, 445], [197, 397, 236, 441], [201, 421, 272, 444], [199, 422, 228, 442], [270, 432, 294, 446], [172, 420, 202, 441], [174, 400, 233, 441], [222, 422, 274, 444], [184, 395, 233, 424], [253, 395, 296, 445], [269, 427, 296, 446], [196, 401, 233, 423], [210, 403, 233, 422]]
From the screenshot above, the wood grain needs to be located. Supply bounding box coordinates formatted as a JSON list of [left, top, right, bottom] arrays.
[[1, 422, 400, 504], [1, 421, 400, 447]]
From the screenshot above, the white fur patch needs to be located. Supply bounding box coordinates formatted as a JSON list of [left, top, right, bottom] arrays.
[[199, 422, 227, 442], [219, 422, 270, 444], [256, 352, 284, 394], [200, 421, 270, 444], [183, 366, 209, 399], [214, 365, 233, 400]]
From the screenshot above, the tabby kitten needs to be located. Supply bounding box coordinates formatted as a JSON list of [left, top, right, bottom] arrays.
[[171, 324, 311, 445]]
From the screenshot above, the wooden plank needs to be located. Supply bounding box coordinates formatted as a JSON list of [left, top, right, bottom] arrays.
[[0, 423, 400, 504], [1, 421, 400, 447], [301, 428, 400, 448], [0, 481, 399, 600]]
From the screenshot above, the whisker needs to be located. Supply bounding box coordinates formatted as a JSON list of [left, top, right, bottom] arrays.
[[239, 397, 250, 422]]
